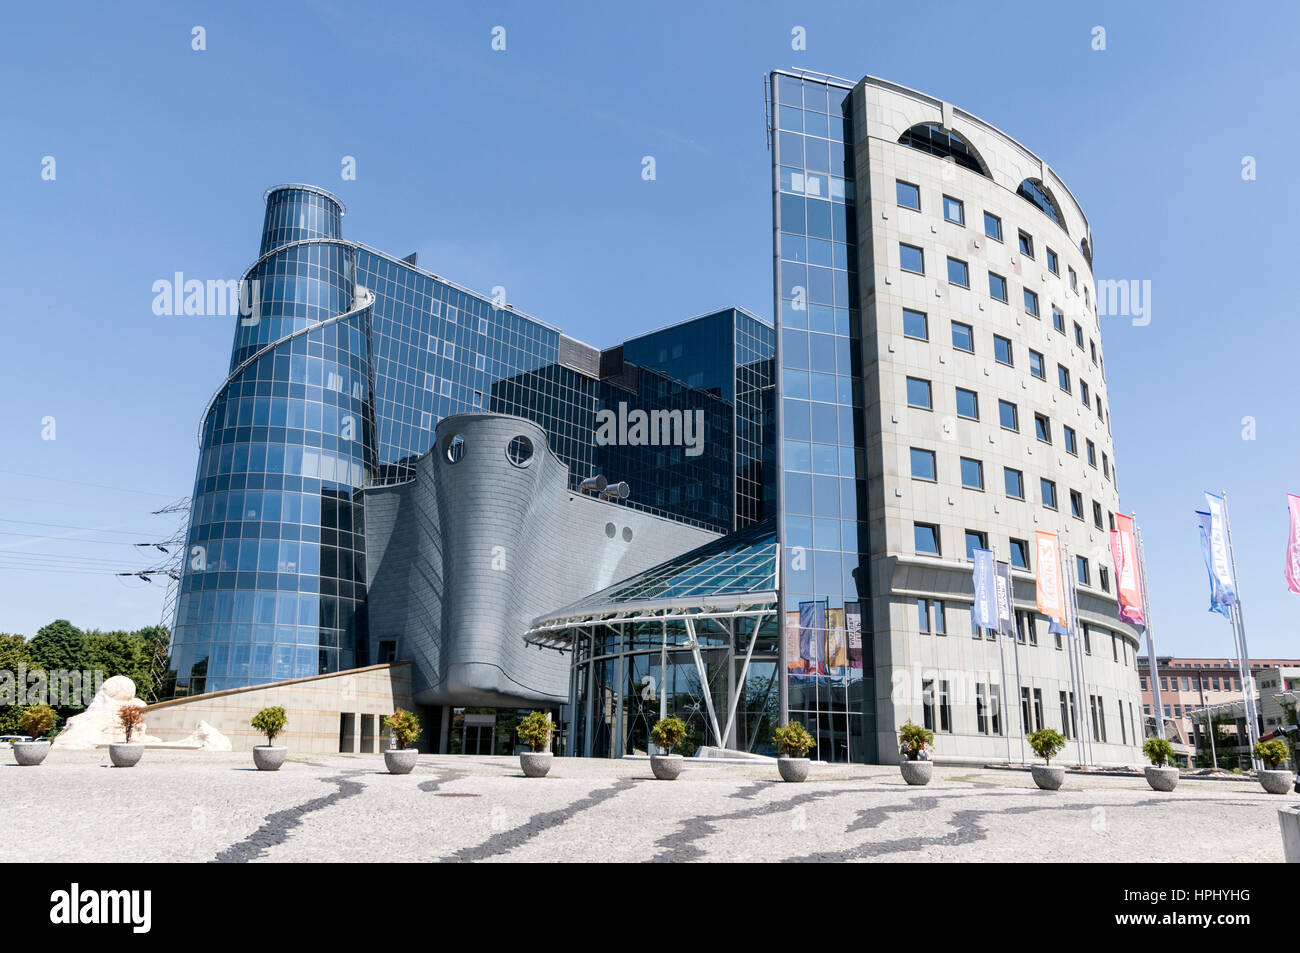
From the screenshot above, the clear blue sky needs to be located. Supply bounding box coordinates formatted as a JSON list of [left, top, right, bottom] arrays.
[[1, 1, 1296, 659]]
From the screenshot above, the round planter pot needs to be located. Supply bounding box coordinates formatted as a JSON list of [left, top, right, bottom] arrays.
[[1144, 765, 1179, 792], [1031, 764, 1065, 791], [777, 756, 810, 783], [253, 745, 287, 772], [108, 742, 144, 768], [520, 751, 553, 778], [900, 760, 933, 786], [1259, 769, 1294, 795], [384, 748, 419, 775], [650, 754, 684, 781], [13, 741, 50, 766]]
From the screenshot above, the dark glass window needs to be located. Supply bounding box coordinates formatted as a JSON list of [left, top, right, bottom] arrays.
[[1023, 288, 1039, 316], [965, 530, 987, 559], [998, 399, 1018, 431], [1058, 364, 1071, 393], [1070, 490, 1084, 520], [1052, 307, 1065, 333], [943, 195, 965, 225], [947, 256, 970, 287], [988, 272, 1008, 302], [1004, 467, 1024, 499], [898, 123, 989, 176], [951, 322, 974, 352], [994, 335, 1013, 365], [900, 243, 925, 274], [984, 212, 1002, 241], [1034, 413, 1051, 443], [1063, 426, 1077, 455], [1041, 478, 1057, 509], [1018, 179, 1063, 225], [906, 377, 932, 409], [914, 523, 941, 555], [1076, 556, 1091, 585], [1029, 350, 1045, 379], [896, 180, 921, 210], [911, 447, 937, 480], [1018, 231, 1035, 258], [1046, 248, 1059, 275], [903, 308, 928, 340], [1010, 538, 1030, 569], [955, 387, 978, 420], [960, 457, 984, 490]]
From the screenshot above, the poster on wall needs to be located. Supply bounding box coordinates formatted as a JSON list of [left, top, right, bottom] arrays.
[[845, 601, 863, 671]]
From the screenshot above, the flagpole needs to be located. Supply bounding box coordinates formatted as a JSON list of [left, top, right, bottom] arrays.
[[1133, 516, 1166, 744], [1011, 604, 1026, 766], [1064, 541, 1094, 765], [1220, 491, 1261, 768], [1067, 546, 1093, 766]]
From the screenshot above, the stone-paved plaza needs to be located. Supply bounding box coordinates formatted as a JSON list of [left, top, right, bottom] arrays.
[[2, 750, 1287, 863]]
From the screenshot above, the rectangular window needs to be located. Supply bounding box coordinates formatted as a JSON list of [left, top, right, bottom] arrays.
[[934, 601, 947, 635], [964, 529, 987, 559], [1023, 288, 1040, 317], [914, 523, 941, 555], [1004, 467, 1025, 499], [1063, 426, 1077, 455], [955, 387, 979, 420], [923, 678, 935, 730], [1102, 452, 1110, 478], [910, 447, 936, 481], [1034, 689, 1044, 732], [902, 308, 928, 340], [1057, 364, 1071, 393], [1046, 247, 1059, 275], [1041, 478, 1057, 509], [1074, 322, 1085, 348], [1060, 692, 1072, 740], [896, 180, 921, 210], [993, 335, 1013, 365], [1090, 339, 1098, 365], [900, 243, 925, 274], [976, 684, 989, 734], [917, 598, 930, 633], [1093, 501, 1104, 529], [1081, 379, 1090, 406], [1087, 440, 1097, 467], [1034, 413, 1051, 443], [1029, 350, 1045, 379], [1010, 538, 1030, 569], [1070, 490, 1084, 520], [1100, 565, 1110, 592], [960, 457, 984, 490], [1018, 231, 1035, 258], [947, 256, 970, 287], [998, 399, 1019, 431], [1052, 307, 1065, 334], [988, 272, 1008, 302], [1069, 266, 1078, 291], [951, 321, 974, 352], [943, 195, 964, 225], [939, 680, 952, 733], [1076, 555, 1091, 585], [984, 211, 1003, 241], [906, 376, 932, 410]]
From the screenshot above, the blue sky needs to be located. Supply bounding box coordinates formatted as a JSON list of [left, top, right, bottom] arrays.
[[0, 0, 1296, 659]]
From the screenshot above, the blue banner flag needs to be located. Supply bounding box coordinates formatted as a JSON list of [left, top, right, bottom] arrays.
[[1202, 492, 1239, 607], [1195, 509, 1233, 618], [972, 548, 997, 631]]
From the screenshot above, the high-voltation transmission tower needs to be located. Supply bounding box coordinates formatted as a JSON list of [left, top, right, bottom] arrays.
[[120, 497, 190, 702]]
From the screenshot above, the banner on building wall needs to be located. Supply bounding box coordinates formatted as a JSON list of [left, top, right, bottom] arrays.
[[784, 611, 804, 673], [994, 560, 1016, 638], [845, 601, 863, 670], [798, 599, 827, 675], [1195, 510, 1233, 619], [1110, 514, 1145, 627], [1286, 494, 1300, 596], [1202, 492, 1238, 607], [825, 607, 847, 671], [971, 548, 997, 632], [1034, 531, 1065, 622]]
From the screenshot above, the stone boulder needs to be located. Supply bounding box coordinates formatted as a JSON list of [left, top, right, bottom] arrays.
[[51, 676, 161, 749], [174, 720, 233, 751]]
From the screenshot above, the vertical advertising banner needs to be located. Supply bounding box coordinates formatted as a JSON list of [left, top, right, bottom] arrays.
[[994, 560, 1016, 638], [971, 548, 997, 631], [845, 601, 863, 670], [1202, 492, 1238, 606], [825, 607, 847, 672], [1286, 494, 1300, 596], [784, 610, 804, 673], [1110, 514, 1146, 626], [1035, 531, 1064, 622], [798, 599, 827, 675], [1195, 510, 1233, 619]]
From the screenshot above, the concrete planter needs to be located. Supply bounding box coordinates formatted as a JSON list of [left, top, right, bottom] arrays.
[[1259, 769, 1294, 795], [108, 742, 144, 768], [650, 754, 684, 781], [900, 760, 933, 786], [1031, 764, 1065, 791], [1144, 765, 1179, 792], [777, 757, 810, 783], [13, 741, 50, 766], [253, 745, 287, 772], [384, 748, 419, 775], [520, 751, 553, 778]]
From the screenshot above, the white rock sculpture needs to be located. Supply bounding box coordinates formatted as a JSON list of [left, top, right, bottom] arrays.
[[51, 675, 161, 749], [175, 720, 232, 751]]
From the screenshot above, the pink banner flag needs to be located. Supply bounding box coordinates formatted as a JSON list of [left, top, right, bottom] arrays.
[[1111, 514, 1145, 626], [1286, 495, 1300, 595]]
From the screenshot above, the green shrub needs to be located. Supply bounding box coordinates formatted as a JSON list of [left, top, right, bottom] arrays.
[[1143, 737, 1176, 768], [384, 708, 421, 750], [17, 704, 55, 739], [118, 705, 144, 743], [772, 721, 814, 758], [651, 716, 687, 755], [897, 720, 934, 761], [251, 706, 287, 746], [1255, 738, 1290, 770], [1027, 728, 1067, 765], [516, 711, 554, 753]]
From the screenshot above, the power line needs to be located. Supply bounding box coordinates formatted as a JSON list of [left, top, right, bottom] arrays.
[[0, 468, 181, 499], [0, 518, 164, 537], [0, 531, 151, 547]]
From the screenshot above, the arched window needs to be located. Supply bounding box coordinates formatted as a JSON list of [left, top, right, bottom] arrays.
[[898, 123, 989, 177], [1016, 178, 1065, 228], [1080, 237, 1093, 268]]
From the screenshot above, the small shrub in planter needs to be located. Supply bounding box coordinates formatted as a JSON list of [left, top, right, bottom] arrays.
[[897, 720, 935, 785], [13, 705, 56, 766], [772, 722, 815, 782], [109, 705, 146, 768], [516, 711, 554, 778], [1027, 728, 1067, 790], [382, 709, 422, 775], [250, 706, 288, 771], [1254, 739, 1293, 795], [649, 716, 687, 780], [1141, 737, 1179, 791]]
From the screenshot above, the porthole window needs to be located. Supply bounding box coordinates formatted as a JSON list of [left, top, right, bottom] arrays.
[[604, 522, 616, 538], [445, 433, 465, 464], [622, 527, 633, 542], [506, 435, 533, 467]]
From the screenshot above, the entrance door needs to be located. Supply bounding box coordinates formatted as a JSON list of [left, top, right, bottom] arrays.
[[463, 723, 493, 755]]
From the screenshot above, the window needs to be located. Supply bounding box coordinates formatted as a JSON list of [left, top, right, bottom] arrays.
[[1099, 565, 1110, 592], [923, 678, 935, 730], [993, 335, 1013, 365], [965, 529, 987, 559], [896, 180, 921, 210], [1010, 538, 1030, 569], [951, 321, 974, 352], [1108, 511, 1116, 531], [976, 684, 989, 734], [1018, 231, 1035, 258], [984, 211, 1002, 241], [1080, 379, 1090, 406], [1040, 478, 1057, 509], [910, 447, 936, 481], [998, 399, 1019, 431], [1063, 426, 1077, 455], [900, 243, 924, 274], [939, 680, 952, 732], [943, 195, 964, 225], [1023, 288, 1040, 316], [1052, 307, 1065, 334], [1029, 350, 1045, 379], [918, 598, 930, 633], [1090, 339, 1098, 365], [1102, 451, 1109, 477], [1093, 501, 1104, 529], [1074, 322, 1084, 348], [1004, 467, 1024, 499], [947, 256, 970, 287], [934, 601, 947, 635], [1057, 364, 1071, 393], [1068, 266, 1078, 291], [1076, 556, 1091, 585], [960, 457, 984, 490], [1046, 247, 1059, 275], [914, 523, 940, 555], [1086, 440, 1097, 467], [988, 272, 1008, 302], [1070, 490, 1084, 520], [1060, 692, 1072, 740], [1034, 413, 1051, 443], [903, 308, 928, 340], [906, 377, 932, 409], [955, 387, 979, 420]]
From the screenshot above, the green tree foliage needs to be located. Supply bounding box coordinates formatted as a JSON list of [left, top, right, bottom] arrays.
[[84, 629, 152, 698], [384, 708, 422, 749], [28, 620, 86, 671], [772, 721, 815, 758], [1027, 728, 1067, 765], [897, 719, 934, 760], [18, 704, 56, 738], [0, 633, 37, 734], [1254, 738, 1290, 770], [251, 706, 288, 746], [650, 716, 687, 754], [1143, 737, 1176, 768], [515, 711, 553, 752]]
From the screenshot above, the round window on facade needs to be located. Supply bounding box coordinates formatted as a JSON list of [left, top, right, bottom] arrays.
[[445, 433, 465, 464], [506, 435, 534, 467], [604, 522, 616, 538], [622, 526, 633, 542]]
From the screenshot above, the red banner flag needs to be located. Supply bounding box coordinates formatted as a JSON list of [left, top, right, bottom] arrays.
[[1110, 514, 1145, 626], [1035, 531, 1065, 621], [1286, 495, 1300, 595]]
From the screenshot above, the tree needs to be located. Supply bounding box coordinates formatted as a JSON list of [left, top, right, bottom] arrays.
[[28, 620, 86, 672], [0, 633, 37, 734], [84, 629, 151, 697]]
